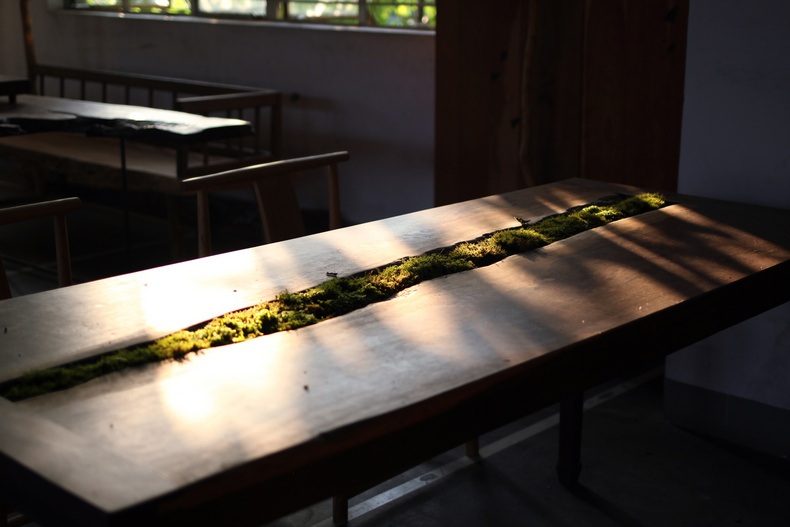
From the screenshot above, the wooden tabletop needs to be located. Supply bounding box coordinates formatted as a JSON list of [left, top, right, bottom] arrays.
[[1, 178, 789, 526], [0, 76, 31, 101], [0, 94, 252, 144]]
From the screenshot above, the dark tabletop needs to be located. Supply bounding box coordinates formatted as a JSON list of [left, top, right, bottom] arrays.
[[0, 94, 253, 144]]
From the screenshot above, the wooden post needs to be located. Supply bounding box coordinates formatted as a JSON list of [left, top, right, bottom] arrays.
[[581, 0, 688, 191], [435, 0, 532, 206], [436, 0, 688, 203]]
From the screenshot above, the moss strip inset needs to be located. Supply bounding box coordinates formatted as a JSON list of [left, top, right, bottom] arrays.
[[2, 193, 666, 401]]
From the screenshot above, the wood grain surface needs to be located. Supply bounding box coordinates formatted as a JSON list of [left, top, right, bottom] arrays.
[[1, 179, 789, 526], [0, 178, 619, 383]]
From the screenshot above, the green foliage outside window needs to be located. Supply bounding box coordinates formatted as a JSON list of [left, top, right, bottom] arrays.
[[71, 0, 435, 29], [367, 1, 436, 28]]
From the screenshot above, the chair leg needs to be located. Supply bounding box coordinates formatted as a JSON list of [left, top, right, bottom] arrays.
[[166, 196, 188, 262], [195, 190, 212, 258], [328, 163, 341, 230], [53, 212, 73, 287]]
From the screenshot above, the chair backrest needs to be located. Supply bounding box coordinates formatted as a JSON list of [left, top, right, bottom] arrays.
[[181, 152, 350, 257], [0, 197, 82, 300]]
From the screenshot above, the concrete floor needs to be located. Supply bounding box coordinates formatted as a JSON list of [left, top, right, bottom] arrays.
[[2, 182, 790, 527]]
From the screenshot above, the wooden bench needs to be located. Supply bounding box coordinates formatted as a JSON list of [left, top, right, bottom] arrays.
[[0, 64, 282, 197]]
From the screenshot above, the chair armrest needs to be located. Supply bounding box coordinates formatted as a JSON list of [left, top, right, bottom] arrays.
[[0, 197, 82, 226], [181, 151, 350, 192]]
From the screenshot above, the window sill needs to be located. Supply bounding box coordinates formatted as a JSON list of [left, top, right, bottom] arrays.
[[54, 8, 435, 36]]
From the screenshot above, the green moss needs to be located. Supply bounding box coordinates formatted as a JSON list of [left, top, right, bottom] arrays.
[[1, 192, 666, 401]]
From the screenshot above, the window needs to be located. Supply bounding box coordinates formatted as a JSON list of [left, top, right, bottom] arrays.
[[67, 0, 437, 29]]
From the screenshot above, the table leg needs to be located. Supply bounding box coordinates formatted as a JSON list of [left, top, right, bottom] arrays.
[[332, 494, 348, 525], [557, 392, 584, 487], [465, 437, 480, 459]]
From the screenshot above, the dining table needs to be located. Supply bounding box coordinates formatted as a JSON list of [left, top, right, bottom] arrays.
[[0, 92, 256, 262], [1, 178, 789, 526]]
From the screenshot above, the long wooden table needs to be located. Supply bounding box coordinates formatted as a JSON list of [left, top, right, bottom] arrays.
[[1, 179, 789, 526]]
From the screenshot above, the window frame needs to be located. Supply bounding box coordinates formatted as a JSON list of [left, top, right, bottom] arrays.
[[65, 0, 437, 30]]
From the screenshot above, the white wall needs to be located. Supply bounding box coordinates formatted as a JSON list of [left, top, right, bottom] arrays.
[[0, 1, 436, 225], [668, 0, 790, 413]]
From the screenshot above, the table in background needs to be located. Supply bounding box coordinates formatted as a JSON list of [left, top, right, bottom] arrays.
[[0, 93, 252, 142], [1, 178, 789, 526], [0, 93, 255, 259]]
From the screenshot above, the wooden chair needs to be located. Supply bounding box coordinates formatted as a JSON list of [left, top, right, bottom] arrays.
[[1, 197, 75, 521], [0, 197, 82, 300], [181, 152, 350, 257]]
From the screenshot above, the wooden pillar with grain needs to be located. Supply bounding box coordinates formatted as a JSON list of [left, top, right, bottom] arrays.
[[581, 0, 689, 191], [434, 0, 530, 206], [435, 0, 689, 203]]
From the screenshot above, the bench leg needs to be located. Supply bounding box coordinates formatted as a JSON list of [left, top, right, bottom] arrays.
[[557, 392, 584, 487]]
